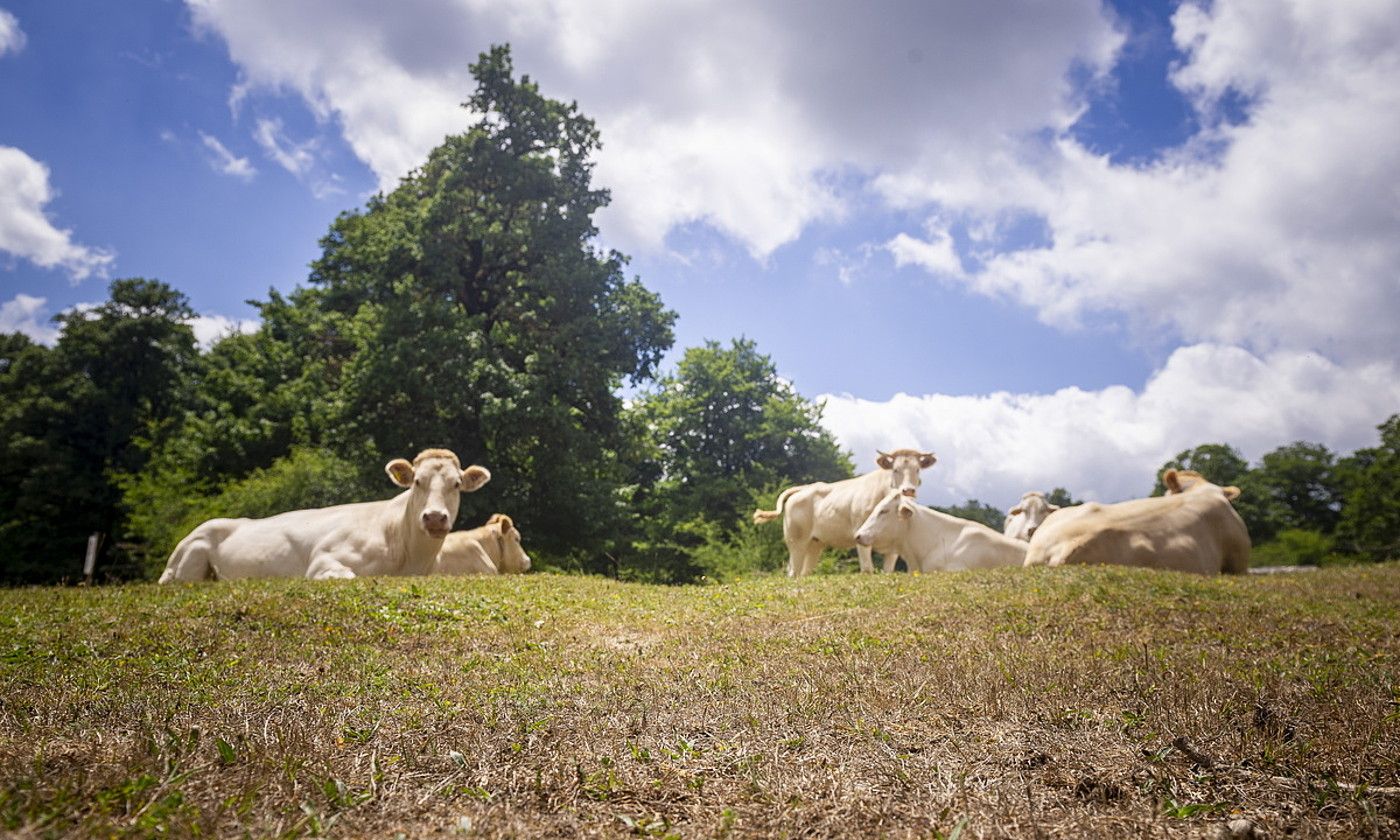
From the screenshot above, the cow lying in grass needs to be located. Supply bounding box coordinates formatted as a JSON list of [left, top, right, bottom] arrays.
[[1003, 491, 1060, 541], [753, 449, 937, 576], [159, 449, 491, 582], [434, 514, 532, 575], [855, 490, 1028, 571], [1023, 469, 1250, 574]]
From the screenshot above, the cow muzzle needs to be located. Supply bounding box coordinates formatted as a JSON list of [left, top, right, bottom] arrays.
[[855, 532, 872, 547], [900, 487, 917, 498], [421, 510, 451, 538]]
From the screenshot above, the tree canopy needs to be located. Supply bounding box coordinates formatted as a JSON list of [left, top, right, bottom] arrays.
[[625, 338, 853, 581], [0, 279, 196, 583]]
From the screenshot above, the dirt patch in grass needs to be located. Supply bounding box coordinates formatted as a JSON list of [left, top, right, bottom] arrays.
[[1, 566, 1398, 837]]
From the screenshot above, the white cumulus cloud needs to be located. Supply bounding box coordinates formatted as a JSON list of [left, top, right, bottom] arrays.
[[0, 293, 57, 343], [184, 0, 1121, 257], [0, 146, 113, 281], [190, 312, 258, 349], [880, 0, 1400, 366], [199, 132, 256, 180], [819, 344, 1400, 510], [0, 9, 24, 57]]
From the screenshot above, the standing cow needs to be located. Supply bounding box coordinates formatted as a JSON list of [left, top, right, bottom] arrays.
[[1023, 469, 1250, 574], [159, 449, 491, 581], [856, 490, 1028, 571], [753, 449, 937, 576], [1003, 491, 1060, 541], [434, 514, 532, 575]]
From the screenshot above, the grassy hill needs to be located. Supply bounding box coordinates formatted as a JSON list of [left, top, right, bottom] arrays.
[[2, 565, 1398, 838]]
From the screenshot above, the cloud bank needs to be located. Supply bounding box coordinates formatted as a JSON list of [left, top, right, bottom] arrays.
[[820, 344, 1400, 508], [0, 147, 114, 281]]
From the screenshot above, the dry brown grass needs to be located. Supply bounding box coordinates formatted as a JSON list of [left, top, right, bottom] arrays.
[[1, 565, 1398, 838]]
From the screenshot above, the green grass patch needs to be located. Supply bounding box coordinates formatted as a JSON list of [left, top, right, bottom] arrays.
[[1, 565, 1397, 836]]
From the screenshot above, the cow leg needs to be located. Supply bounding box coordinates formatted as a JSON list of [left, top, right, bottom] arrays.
[[798, 540, 823, 577], [307, 555, 358, 580], [856, 544, 876, 574], [160, 539, 213, 583], [881, 552, 900, 574]]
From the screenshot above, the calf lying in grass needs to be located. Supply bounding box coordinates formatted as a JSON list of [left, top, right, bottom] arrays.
[[855, 490, 1027, 571], [434, 514, 533, 575]]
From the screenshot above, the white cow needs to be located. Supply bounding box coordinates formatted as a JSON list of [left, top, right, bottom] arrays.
[[1023, 469, 1250, 575], [434, 514, 532, 575], [159, 449, 491, 582], [1003, 491, 1061, 542], [855, 490, 1028, 571], [753, 449, 937, 576]]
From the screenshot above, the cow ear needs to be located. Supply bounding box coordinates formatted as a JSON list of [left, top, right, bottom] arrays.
[[1009, 506, 1024, 517], [1222, 485, 1242, 501], [918, 451, 936, 468], [875, 450, 893, 470], [460, 465, 492, 492], [898, 499, 916, 519], [496, 514, 514, 531], [1163, 469, 1183, 494], [386, 458, 415, 487]]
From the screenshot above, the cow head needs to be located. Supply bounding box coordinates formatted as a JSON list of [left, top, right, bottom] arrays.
[[1162, 469, 1242, 503], [486, 513, 532, 574], [875, 448, 937, 498], [385, 449, 492, 539], [855, 490, 916, 547], [1006, 491, 1061, 541]]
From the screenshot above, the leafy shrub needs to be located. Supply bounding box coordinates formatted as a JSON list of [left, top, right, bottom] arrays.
[[1250, 528, 1337, 567]]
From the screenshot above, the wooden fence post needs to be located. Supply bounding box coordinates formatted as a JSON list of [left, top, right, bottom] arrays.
[[82, 533, 102, 585]]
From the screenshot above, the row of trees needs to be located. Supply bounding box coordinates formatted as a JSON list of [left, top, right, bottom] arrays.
[[0, 47, 850, 585]]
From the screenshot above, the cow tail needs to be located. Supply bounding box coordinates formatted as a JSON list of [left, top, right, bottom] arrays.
[[753, 486, 800, 525]]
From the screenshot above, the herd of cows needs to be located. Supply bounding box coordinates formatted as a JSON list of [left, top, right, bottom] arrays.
[[157, 445, 1250, 583], [756, 448, 1250, 576]]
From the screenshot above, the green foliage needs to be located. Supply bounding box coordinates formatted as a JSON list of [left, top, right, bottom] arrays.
[[1249, 529, 1337, 567], [0, 279, 197, 583], [1045, 487, 1081, 508], [935, 499, 1005, 531], [625, 339, 852, 581], [1335, 414, 1400, 561], [1151, 443, 1249, 496], [1251, 442, 1343, 534], [121, 45, 676, 574]]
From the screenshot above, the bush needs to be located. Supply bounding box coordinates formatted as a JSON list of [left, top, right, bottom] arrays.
[[1250, 528, 1337, 567]]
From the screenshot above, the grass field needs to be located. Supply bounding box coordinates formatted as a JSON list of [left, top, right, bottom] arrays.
[[2, 565, 1398, 838]]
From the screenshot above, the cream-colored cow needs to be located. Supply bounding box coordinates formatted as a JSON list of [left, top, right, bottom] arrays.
[[159, 449, 491, 582], [434, 514, 532, 575], [856, 490, 1027, 571], [753, 449, 936, 576], [1023, 469, 1250, 574], [1003, 491, 1060, 541]]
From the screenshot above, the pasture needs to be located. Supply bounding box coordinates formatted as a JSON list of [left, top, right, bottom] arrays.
[[2, 565, 1397, 838]]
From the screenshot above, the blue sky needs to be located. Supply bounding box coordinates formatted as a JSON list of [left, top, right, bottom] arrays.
[[2, 0, 1397, 507]]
